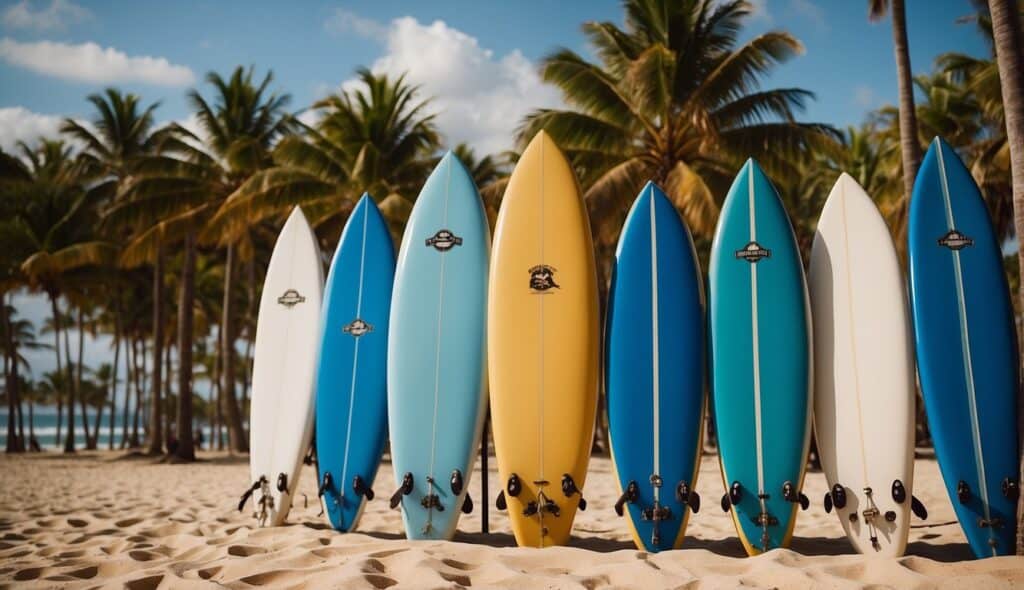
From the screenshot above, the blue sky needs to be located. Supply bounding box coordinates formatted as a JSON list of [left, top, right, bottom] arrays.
[[0, 0, 992, 156], [0, 0, 994, 384]]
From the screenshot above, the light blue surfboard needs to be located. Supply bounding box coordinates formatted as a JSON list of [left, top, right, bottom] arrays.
[[908, 137, 1019, 558], [315, 194, 395, 531], [709, 159, 812, 555], [386, 151, 490, 540], [606, 181, 705, 552]]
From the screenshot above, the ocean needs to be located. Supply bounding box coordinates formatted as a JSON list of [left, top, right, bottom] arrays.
[[0, 410, 229, 450]]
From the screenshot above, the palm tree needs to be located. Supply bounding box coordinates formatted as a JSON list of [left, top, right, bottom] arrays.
[[1, 306, 50, 452], [211, 68, 440, 240], [113, 66, 293, 460], [63, 89, 165, 455], [519, 0, 836, 260], [979, 0, 1024, 556], [869, 0, 923, 203], [15, 140, 114, 453]]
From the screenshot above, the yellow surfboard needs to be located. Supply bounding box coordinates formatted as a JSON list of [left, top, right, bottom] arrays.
[[488, 131, 599, 547]]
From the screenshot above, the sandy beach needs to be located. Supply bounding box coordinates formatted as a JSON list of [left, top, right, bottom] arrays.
[[0, 451, 1022, 589]]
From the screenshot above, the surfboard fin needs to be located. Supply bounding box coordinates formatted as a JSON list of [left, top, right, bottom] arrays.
[[496, 491, 507, 511], [614, 481, 639, 516], [956, 480, 971, 504], [910, 495, 927, 520], [238, 476, 266, 512], [450, 470, 464, 496], [389, 472, 414, 509], [353, 475, 374, 501], [277, 473, 289, 494], [675, 481, 700, 514], [461, 494, 473, 514], [782, 481, 808, 510], [891, 479, 907, 504], [1003, 478, 1019, 501], [561, 474, 586, 510], [824, 484, 846, 514], [317, 472, 332, 498]]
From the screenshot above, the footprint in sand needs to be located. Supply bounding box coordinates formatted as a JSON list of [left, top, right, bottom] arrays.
[[439, 572, 472, 586], [441, 558, 476, 571], [129, 550, 160, 562], [125, 574, 164, 590], [66, 565, 98, 579], [363, 574, 398, 589], [197, 566, 221, 580], [227, 544, 267, 557], [116, 517, 143, 528], [67, 518, 89, 528], [13, 567, 43, 581]]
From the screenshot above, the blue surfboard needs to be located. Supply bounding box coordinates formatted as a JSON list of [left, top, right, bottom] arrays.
[[908, 137, 1019, 558], [386, 152, 490, 540], [606, 182, 705, 552], [315, 194, 395, 531], [709, 159, 812, 555]]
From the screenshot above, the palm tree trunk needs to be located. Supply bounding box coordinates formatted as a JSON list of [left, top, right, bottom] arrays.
[[50, 294, 63, 450], [122, 333, 134, 448], [109, 305, 121, 450], [132, 337, 143, 447], [28, 398, 35, 450], [221, 243, 247, 453], [76, 306, 91, 449], [889, 0, 923, 199], [175, 232, 197, 461], [3, 299, 22, 453], [985, 0, 1024, 556], [164, 340, 172, 443], [147, 245, 164, 455], [56, 296, 75, 453]]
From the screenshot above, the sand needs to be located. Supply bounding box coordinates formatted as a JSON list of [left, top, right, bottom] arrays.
[[1, 450, 1022, 589]]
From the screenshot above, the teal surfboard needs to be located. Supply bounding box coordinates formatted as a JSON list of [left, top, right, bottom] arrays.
[[709, 159, 812, 555], [386, 152, 490, 540]]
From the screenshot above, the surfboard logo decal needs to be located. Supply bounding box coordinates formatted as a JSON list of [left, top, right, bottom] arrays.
[[425, 229, 463, 251], [735, 241, 771, 263], [277, 289, 305, 307], [343, 318, 372, 337], [938, 230, 973, 251], [529, 265, 560, 292]]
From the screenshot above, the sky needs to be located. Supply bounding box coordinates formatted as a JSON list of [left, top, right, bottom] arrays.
[[0, 0, 995, 386], [0, 0, 992, 156]]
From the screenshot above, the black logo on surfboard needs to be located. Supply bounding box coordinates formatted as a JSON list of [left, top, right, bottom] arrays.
[[735, 241, 770, 263], [343, 318, 372, 337], [425, 229, 462, 251], [529, 265, 559, 292], [277, 289, 305, 308], [938, 230, 973, 251]]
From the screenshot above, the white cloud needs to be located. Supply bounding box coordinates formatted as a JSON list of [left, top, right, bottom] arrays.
[[0, 106, 65, 152], [790, 0, 828, 33], [325, 8, 386, 39], [0, 37, 195, 86], [339, 16, 561, 155], [853, 84, 877, 108], [2, 0, 89, 31]]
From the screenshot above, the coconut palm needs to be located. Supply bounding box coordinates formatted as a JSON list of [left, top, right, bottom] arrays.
[[111, 66, 293, 460], [519, 0, 836, 261], [15, 140, 114, 453], [211, 68, 440, 241], [64, 89, 167, 455], [869, 0, 923, 202]]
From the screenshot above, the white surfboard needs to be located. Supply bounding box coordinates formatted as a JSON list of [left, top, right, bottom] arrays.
[[810, 173, 919, 555], [243, 207, 324, 527]]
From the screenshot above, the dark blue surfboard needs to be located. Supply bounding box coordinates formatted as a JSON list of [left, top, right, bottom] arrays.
[[908, 137, 1019, 558], [606, 181, 705, 552]]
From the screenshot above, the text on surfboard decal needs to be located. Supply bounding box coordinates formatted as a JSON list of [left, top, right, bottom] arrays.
[[938, 230, 973, 251], [343, 318, 373, 337], [425, 229, 463, 251], [277, 289, 305, 307], [735, 241, 771, 263]]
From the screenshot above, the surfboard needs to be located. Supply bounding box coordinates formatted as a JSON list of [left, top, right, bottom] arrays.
[[488, 130, 599, 548], [810, 173, 921, 556], [243, 207, 323, 527], [386, 151, 490, 540], [908, 137, 1019, 558], [606, 181, 705, 552], [315, 194, 395, 532], [709, 159, 812, 555]]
